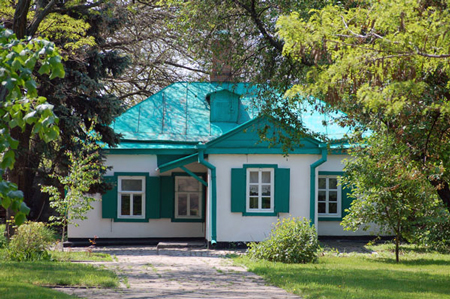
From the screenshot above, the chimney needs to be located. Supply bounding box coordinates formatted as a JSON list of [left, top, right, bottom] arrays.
[[210, 30, 232, 82]]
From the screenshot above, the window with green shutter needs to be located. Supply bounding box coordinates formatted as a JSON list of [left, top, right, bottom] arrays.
[[231, 165, 290, 216], [101, 173, 161, 222]]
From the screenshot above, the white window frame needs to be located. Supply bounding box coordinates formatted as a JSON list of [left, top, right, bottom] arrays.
[[317, 175, 341, 217], [117, 176, 146, 219], [174, 176, 203, 219], [246, 168, 274, 213]]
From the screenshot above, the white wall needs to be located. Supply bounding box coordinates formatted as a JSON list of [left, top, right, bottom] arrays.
[[68, 154, 206, 239], [208, 154, 319, 242]]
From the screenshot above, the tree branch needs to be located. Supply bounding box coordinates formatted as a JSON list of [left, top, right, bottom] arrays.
[[27, 0, 57, 37], [230, 0, 283, 52]]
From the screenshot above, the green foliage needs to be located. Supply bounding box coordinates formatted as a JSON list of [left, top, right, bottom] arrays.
[[41, 121, 106, 247], [0, 26, 63, 225], [6, 222, 55, 261], [0, 224, 6, 248], [277, 0, 450, 212], [341, 133, 443, 261], [407, 208, 450, 253], [247, 217, 319, 264]]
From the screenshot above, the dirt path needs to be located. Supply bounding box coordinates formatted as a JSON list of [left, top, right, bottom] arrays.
[[53, 246, 301, 299]]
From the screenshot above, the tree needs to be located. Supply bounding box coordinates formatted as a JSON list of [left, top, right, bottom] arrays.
[[0, 26, 64, 229], [277, 0, 450, 212], [101, 0, 206, 106], [41, 121, 105, 250], [341, 133, 443, 262], [2, 0, 129, 222]]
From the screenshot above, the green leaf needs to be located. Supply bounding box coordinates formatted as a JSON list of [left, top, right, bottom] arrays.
[[25, 79, 38, 96], [7, 190, 24, 200], [38, 63, 51, 75], [14, 213, 26, 225], [20, 202, 31, 214], [23, 111, 37, 124]]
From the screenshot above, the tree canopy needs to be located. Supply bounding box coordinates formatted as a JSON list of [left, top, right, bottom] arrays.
[[277, 0, 450, 211], [0, 26, 63, 225]]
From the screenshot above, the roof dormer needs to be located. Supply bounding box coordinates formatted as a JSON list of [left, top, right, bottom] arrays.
[[207, 89, 240, 123]]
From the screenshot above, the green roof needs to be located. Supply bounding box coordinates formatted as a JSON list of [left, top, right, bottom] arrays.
[[110, 82, 351, 150]]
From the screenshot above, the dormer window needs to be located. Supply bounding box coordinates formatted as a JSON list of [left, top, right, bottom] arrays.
[[207, 89, 240, 123]]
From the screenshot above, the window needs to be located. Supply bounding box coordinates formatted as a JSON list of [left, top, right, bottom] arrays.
[[118, 176, 145, 219], [318, 176, 341, 217], [246, 168, 274, 212], [175, 176, 202, 219]]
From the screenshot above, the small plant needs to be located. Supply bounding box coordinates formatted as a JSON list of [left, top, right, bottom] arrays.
[[41, 120, 106, 251], [247, 217, 320, 263], [6, 221, 55, 261], [0, 224, 7, 248]]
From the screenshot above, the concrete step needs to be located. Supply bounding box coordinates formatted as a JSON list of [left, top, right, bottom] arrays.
[[156, 241, 206, 250]]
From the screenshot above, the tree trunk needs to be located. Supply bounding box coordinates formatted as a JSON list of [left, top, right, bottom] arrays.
[[430, 180, 450, 213], [395, 234, 400, 263], [13, 0, 32, 39]]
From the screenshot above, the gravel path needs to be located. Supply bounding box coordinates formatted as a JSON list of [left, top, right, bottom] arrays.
[[53, 246, 301, 299]]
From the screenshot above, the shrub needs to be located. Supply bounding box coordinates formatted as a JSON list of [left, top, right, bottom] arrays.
[[407, 209, 450, 253], [0, 224, 6, 248], [247, 217, 320, 263], [6, 221, 55, 261]]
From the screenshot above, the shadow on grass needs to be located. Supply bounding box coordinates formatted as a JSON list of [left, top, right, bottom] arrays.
[[0, 262, 117, 288], [369, 257, 450, 266], [0, 282, 76, 299], [247, 261, 450, 299]]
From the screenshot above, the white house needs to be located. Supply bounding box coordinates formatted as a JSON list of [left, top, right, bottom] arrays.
[[68, 82, 371, 245]]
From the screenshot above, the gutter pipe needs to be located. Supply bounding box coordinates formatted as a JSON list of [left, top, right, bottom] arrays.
[[197, 144, 217, 245], [309, 144, 328, 226]]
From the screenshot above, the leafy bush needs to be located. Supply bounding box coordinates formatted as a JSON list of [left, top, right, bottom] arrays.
[[407, 208, 450, 253], [6, 222, 55, 261], [247, 217, 320, 263], [0, 224, 6, 248]]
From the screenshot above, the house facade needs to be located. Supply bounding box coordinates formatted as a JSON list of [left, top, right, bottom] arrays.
[[68, 82, 371, 243]]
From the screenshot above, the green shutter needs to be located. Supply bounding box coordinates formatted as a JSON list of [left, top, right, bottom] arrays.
[[231, 168, 246, 212], [160, 176, 174, 218], [146, 176, 161, 219], [341, 184, 353, 217], [102, 176, 117, 218], [275, 168, 290, 213]]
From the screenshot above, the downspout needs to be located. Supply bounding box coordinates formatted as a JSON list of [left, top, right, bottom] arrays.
[[310, 143, 328, 226], [197, 144, 217, 245]]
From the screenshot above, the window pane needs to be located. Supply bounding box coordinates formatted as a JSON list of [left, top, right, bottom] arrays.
[[249, 171, 258, 183], [177, 177, 199, 192], [329, 191, 338, 202], [261, 185, 271, 196], [318, 191, 326, 202], [178, 194, 187, 216], [262, 197, 271, 209], [261, 171, 271, 183], [133, 195, 142, 215], [329, 203, 337, 214], [318, 202, 326, 213], [189, 194, 199, 216], [121, 195, 131, 215], [122, 179, 142, 191], [249, 197, 258, 209], [319, 178, 326, 189], [329, 178, 338, 189], [249, 185, 259, 196]]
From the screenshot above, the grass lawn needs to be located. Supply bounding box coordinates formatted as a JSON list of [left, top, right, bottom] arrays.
[[0, 248, 119, 299], [235, 243, 450, 299]]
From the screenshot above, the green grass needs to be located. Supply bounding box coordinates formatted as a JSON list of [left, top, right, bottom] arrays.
[[0, 248, 118, 299], [235, 244, 450, 299]]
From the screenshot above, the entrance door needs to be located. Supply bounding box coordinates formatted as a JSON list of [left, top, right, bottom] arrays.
[[174, 176, 204, 220]]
